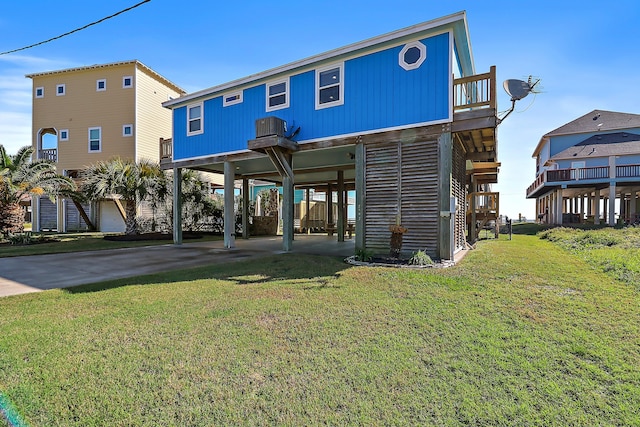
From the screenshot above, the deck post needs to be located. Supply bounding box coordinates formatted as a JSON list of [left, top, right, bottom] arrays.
[[305, 189, 311, 234], [326, 182, 333, 230], [283, 174, 294, 251], [242, 177, 249, 239], [594, 189, 601, 225], [337, 170, 345, 242], [223, 161, 235, 249], [438, 131, 453, 260], [355, 142, 365, 251], [608, 184, 616, 226], [631, 188, 638, 223], [173, 167, 183, 245]]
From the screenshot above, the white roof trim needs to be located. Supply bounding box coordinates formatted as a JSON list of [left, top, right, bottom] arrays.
[[163, 11, 468, 109]]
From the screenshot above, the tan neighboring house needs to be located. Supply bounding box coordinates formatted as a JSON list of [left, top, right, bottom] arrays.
[[27, 60, 186, 232]]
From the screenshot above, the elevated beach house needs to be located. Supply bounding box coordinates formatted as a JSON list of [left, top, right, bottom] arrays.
[[526, 110, 640, 226], [161, 11, 500, 260], [27, 60, 185, 232]]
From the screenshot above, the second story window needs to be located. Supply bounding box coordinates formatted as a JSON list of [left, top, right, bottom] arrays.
[[35, 87, 44, 98], [123, 124, 133, 137], [223, 91, 243, 107], [266, 78, 289, 112], [59, 129, 69, 141], [56, 84, 66, 96], [123, 76, 133, 88], [88, 127, 101, 152], [316, 63, 343, 109], [97, 79, 107, 91], [187, 103, 203, 136]]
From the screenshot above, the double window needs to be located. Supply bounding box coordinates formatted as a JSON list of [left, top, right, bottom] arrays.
[[316, 63, 343, 109], [88, 127, 101, 152], [266, 78, 289, 112], [187, 103, 203, 136]]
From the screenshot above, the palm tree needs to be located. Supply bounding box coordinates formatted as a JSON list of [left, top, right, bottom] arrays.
[[0, 144, 76, 234], [80, 157, 163, 235]]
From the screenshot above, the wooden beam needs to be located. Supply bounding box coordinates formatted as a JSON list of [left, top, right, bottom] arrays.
[[248, 136, 299, 153], [113, 198, 126, 222], [72, 200, 96, 231]]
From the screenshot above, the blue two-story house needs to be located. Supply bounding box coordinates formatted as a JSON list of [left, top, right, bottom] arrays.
[[527, 109, 640, 226], [162, 11, 499, 260]]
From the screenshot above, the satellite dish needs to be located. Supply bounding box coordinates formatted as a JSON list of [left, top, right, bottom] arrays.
[[498, 76, 541, 124], [504, 79, 533, 101]]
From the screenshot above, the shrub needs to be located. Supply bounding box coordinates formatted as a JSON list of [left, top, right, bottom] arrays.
[[354, 248, 374, 262], [408, 250, 434, 266]]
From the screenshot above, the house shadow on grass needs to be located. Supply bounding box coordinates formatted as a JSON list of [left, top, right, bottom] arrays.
[[63, 253, 350, 294]]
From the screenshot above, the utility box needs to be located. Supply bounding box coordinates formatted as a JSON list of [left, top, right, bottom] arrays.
[[255, 116, 286, 138]]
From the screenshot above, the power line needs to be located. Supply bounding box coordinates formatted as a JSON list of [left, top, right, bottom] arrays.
[[0, 0, 151, 56]]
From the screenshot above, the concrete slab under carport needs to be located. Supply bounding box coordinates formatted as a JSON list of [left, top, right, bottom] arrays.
[[0, 235, 355, 298]]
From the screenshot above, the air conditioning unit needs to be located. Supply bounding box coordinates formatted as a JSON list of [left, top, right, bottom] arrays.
[[255, 116, 286, 138]]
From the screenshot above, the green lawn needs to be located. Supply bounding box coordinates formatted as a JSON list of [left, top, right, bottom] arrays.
[[0, 232, 638, 426]]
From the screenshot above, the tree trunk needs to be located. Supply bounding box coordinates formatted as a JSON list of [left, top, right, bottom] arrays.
[[0, 202, 25, 235], [124, 200, 138, 235]]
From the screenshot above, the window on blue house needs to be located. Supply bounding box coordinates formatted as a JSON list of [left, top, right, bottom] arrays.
[[266, 78, 289, 111], [223, 90, 243, 107], [187, 103, 203, 136], [399, 41, 427, 71], [316, 63, 344, 109], [88, 127, 101, 152]]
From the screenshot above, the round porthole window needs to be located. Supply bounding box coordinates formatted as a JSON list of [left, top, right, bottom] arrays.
[[399, 41, 426, 71]]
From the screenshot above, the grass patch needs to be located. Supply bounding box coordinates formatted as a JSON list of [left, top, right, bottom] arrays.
[[0, 235, 639, 425], [540, 226, 640, 290], [0, 232, 221, 258]]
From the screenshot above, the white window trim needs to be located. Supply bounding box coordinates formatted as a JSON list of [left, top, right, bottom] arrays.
[[122, 124, 133, 137], [222, 90, 243, 107], [56, 84, 66, 96], [35, 87, 44, 98], [266, 77, 290, 112], [59, 129, 69, 141], [96, 79, 107, 92], [399, 41, 427, 71], [122, 76, 133, 88], [88, 127, 102, 153], [187, 102, 204, 136], [315, 63, 344, 110]]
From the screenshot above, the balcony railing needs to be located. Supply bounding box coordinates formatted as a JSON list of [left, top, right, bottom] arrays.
[[160, 137, 172, 162], [39, 148, 57, 162], [527, 164, 640, 197], [467, 191, 499, 215], [453, 66, 496, 112]]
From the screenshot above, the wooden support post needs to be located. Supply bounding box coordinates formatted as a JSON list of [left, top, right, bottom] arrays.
[[283, 175, 294, 252], [438, 132, 453, 260], [305, 188, 311, 234], [173, 167, 182, 245], [242, 177, 249, 239], [608, 184, 616, 226], [327, 182, 333, 231], [337, 170, 345, 242], [594, 189, 601, 225], [355, 142, 365, 251], [224, 162, 235, 249]]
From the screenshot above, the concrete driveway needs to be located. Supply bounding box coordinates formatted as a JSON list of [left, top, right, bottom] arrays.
[[0, 235, 354, 298]]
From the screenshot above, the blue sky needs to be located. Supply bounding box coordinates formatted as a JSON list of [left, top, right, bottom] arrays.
[[1, 0, 639, 219]]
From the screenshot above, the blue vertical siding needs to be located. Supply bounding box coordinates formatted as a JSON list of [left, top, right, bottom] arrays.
[[173, 32, 451, 161]]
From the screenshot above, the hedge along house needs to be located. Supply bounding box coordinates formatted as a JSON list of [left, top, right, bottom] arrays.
[[161, 11, 499, 260]]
